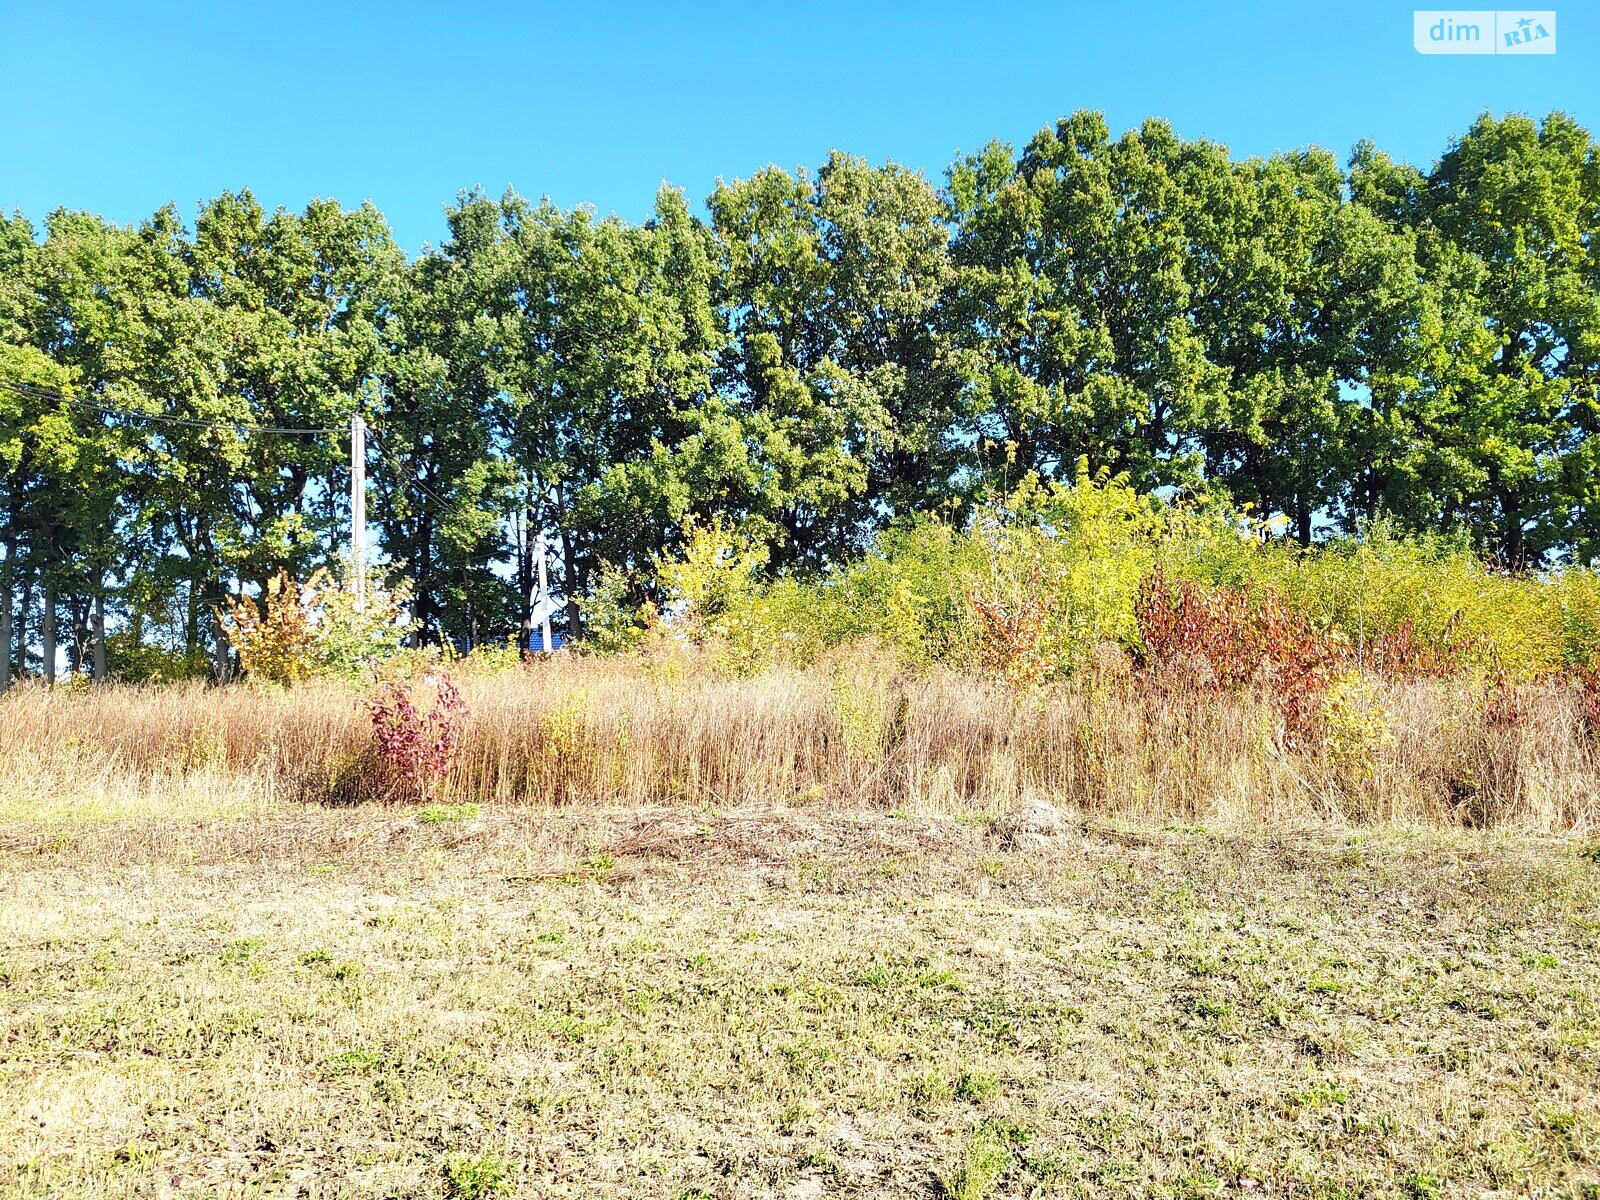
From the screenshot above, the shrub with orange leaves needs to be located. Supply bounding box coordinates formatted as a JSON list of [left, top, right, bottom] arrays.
[[967, 570, 1057, 689], [1134, 568, 1342, 749], [218, 568, 322, 684], [1361, 616, 1476, 679]]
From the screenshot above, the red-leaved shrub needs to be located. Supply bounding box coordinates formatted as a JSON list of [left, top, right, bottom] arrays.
[[366, 674, 470, 801], [1361, 616, 1474, 679], [1134, 568, 1342, 750]]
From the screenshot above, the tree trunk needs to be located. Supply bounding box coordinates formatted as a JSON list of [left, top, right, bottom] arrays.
[[212, 596, 231, 683], [1500, 491, 1525, 569], [516, 503, 534, 653], [185, 575, 202, 654], [416, 510, 433, 644], [562, 534, 582, 642], [0, 567, 11, 695], [41, 585, 55, 686], [17, 573, 31, 679], [66, 597, 86, 676], [92, 590, 107, 683]]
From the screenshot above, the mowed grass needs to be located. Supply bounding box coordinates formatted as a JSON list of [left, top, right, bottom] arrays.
[[3, 808, 1599, 1198]]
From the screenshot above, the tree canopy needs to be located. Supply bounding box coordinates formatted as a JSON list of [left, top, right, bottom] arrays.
[[1, 109, 1597, 677]]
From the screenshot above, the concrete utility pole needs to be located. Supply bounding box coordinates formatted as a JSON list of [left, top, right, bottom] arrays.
[[351, 414, 366, 612], [535, 533, 553, 652]]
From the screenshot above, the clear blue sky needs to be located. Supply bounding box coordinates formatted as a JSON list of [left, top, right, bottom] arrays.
[[1, 0, 1594, 253]]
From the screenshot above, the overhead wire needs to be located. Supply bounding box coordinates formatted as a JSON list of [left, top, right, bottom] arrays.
[[0, 379, 341, 435], [3, 375, 478, 520], [362, 422, 462, 514]]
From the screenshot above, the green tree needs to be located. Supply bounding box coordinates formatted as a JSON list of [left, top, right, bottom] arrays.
[[1195, 149, 1425, 543], [944, 113, 1231, 498], [448, 186, 742, 641], [0, 210, 74, 683], [1351, 112, 1600, 563], [373, 231, 516, 650], [708, 152, 953, 569]]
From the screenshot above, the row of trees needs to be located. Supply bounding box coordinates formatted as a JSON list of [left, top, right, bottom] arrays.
[[1, 109, 1597, 678]]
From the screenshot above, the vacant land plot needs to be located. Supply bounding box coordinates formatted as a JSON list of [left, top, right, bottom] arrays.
[[3, 808, 1599, 1198]]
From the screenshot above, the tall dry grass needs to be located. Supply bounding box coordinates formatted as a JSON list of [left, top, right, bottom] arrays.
[[1, 655, 1597, 830]]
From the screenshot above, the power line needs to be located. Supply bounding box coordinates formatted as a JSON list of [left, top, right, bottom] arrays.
[[2, 376, 466, 511], [363, 423, 459, 514], [0, 379, 341, 436]]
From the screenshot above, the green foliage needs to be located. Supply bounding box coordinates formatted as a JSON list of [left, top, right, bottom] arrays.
[[104, 631, 213, 685], [443, 1153, 510, 1199], [1003, 463, 1163, 664], [709, 152, 953, 568], [540, 689, 590, 758], [419, 803, 480, 825], [947, 114, 1229, 497], [3, 110, 1600, 672], [655, 517, 769, 641], [668, 467, 1161, 679], [757, 519, 969, 666], [577, 566, 652, 654], [445, 634, 524, 677], [1161, 516, 1600, 678], [312, 569, 415, 676], [626, 472, 1600, 687], [939, 1126, 1012, 1200], [828, 650, 897, 761]]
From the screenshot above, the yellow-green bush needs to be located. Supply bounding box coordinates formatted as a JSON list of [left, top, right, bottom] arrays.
[[613, 471, 1600, 684], [722, 464, 1162, 677], [1164, 516, 1600, 679]]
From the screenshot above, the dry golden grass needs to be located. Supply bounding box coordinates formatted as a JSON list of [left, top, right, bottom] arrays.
[[2, 808, 1598, 1198], [3, 660, 1599, 1196], [1, 655, 1596, 831]]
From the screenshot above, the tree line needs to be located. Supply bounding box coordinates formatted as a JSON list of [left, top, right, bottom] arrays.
[[0, 109, 1596, 679]]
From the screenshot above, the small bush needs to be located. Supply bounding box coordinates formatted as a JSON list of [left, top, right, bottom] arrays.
[[443, 1153, 510, 1199], [1134, 568, 1342, 749], [105, 631, 213, 685], [540, 687, 590, 758], [445, 634, 525, 677], [939, 1126, 1011, 1200], [967, 570, 1056, 689], [1323, 671, 1394, 783], [220, 567, 414, 683], [309, 570, 414, 675], [828, 647, 898, 761], [366, 674, 470, 802], [219, 569, 320, 684], [419, 802, 480, 825]]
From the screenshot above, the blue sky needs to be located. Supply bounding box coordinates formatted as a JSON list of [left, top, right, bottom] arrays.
[[1, 0, 1594, 253]]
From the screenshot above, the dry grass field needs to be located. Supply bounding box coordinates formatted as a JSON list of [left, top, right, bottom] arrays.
[[4, 799, 1599, 1198], [1, 657, 1596, 830]]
